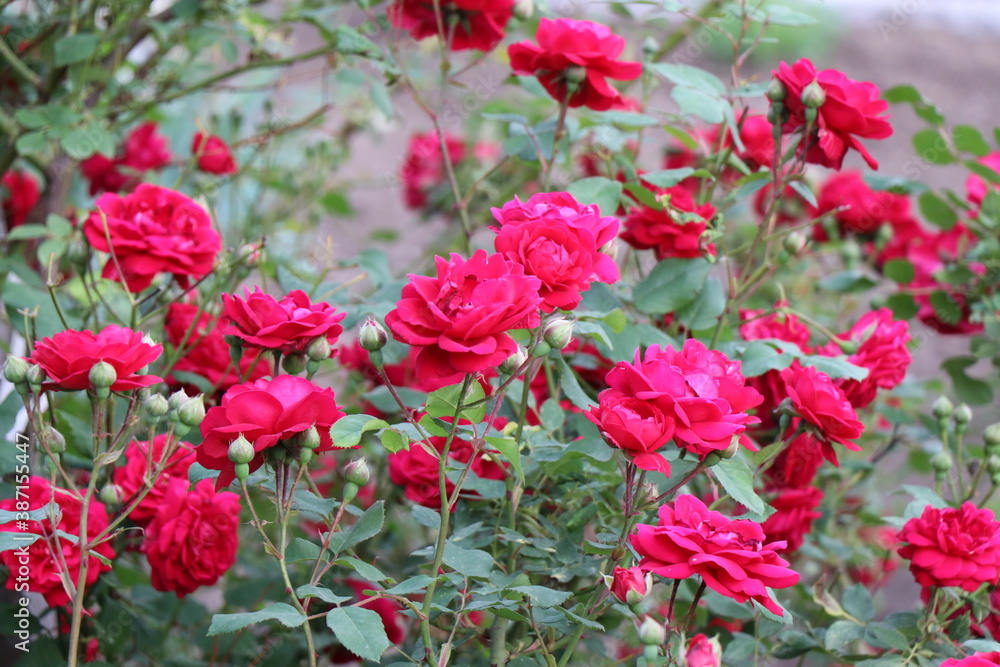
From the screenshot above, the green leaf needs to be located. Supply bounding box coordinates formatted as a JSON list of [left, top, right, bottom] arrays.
[[798, 355, 869, 381], [648, 63, 725, 95], [510, 586, 572, 607], [15, 131, 46, 155], [539, 398, 564, 431], [883, 85, 922, 104], [918, 191, 958, 230], [334, 556, 387, 582], [411, 505, 440, 530], [841, 584, 875, 622], [556, 357, 595, 411], [326, 606, 391, 662], [326, 501, 385, 554], [818, 270, 877, 293], [640, 168, 694, 188], [207, 603, 306, 636], [912, 129, 954, 165], [6, 224, 50, 241], [942, 356, 994, 405], [442, 542, 494, 578], [712, 457, 771, 519], [965, 639, 1000, 652], [632, 258, 712, 315], [286, 537, 323, 562], [864, 622, 909, 651], [380, 428, 409, 453], [329, 414, 390, 448], [738, 342, 794, 377], [567, 177, 623, 216], [382, 575, 434, 596], [885, 292, 919, 320], [0, 532, 41, 552], [334, 25, 380, 56], [54, 33, 99, 66], [426, 381, 487, 424], [485, 436, 524, 483], [671, 86, 726, 124], [295, 585, 350, 606], [954, 125, 990, 157], [901, 484, 949, 509], [882, 259, 915, 284], [825, 620, 864, 651], [675, 277, 726, 331]]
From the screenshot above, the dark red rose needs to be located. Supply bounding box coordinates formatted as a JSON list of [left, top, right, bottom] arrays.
[[220, 288, 346, 354], [328, 579, 408, 663], [763, 432, 825, 490], [779, 362, 864, 463], [761, 486, 822, 552], [0, 476, 116, 608], [2, 170, 41, 228], [80, 153, 133, 196], [733, 115, 777, 171], [114, 435, 196, 526], [401, 131, 467, 211], [631, 494, 799, 615], [898, 502, 1000, 592], [491, 191, 620, 311], [389, 0, 514, 51], [30, 324, 163, 392], [508, 18, 642, 111], [142, 478, 241, 597], [388, 433, 507, 510], [808, 170, 912, 240], [385, 250, 542, 380], [83, 183, 222, 292], [772, 58, 892, 170], [621, 186, 717, 260], [198, 375, 347, 489], [192, 132, 238, 175], [121, 122, 172, 172]]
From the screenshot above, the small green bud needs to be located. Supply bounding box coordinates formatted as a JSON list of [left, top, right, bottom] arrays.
[[801, 80, 826, 109], [238, 243, 262, 267], [637, 616, 665, 646], [641, 37, 659, 59], [99, 484, 123, 507], [228, 434, 255, 465], [954, 404, 972, 426], [282, 352, 309, 375], [565, 66, 587, 85], [177, 395, 206, 427], [932, 396, 954, 420], [43, 426, 66, 454], [702, 452, 723, 467], [358, 318, 389, 352], [142, 394, 170, 421], [513, 0, 533, 20], [931, 450, 953, 473], [2, 356, 29, 384], [344, 458, 371, 486], [296, 426, 321, 451], [719, 437, 740, 459], [168, 389, 190, 411], [531, 341, 551, 358], [783, 231, 807, 256], [499, 347, 528, 375], [985, 424, 1000, 453], [987, 455, 1000, 475], [89, 361, 116, 398], [840, 239, 861, 268], [543, 318, 573, 350], [766, 79, 787, 103], [833, 338, 860, 355], [299, 448, 314, 466], [306, 337, 332, 362], [25, 364, 46, 389]]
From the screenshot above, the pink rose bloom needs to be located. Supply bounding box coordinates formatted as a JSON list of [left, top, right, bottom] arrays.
[[385, 250, 542, 380], [83, 183, 222, 292], [621, 186, 717, 260], [631, 495, 799, 615], [685, 634, 723, 667], [772, 58, 893, 170], [607, 566, 650, 605], [780, 362, 864, 463], [966, 152, 1000, 209], [221, 288, 346, 354], [389, 0, 514, 51], [739, 301, 811, 350], [30, 325, 163, 392], [491, 191, 619, 311], [941, 656, 1000, 667], [80, 153, 133, 195], [508, 19, 642, 111], [114, 435, 196, 525], [898, 502, 1000, 592]]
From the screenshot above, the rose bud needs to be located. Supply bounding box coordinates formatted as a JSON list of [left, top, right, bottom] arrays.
[[931, 451, 953, 478], [100, 483, 123, 507], [985, 424, 1000, 455], [543, 318, 574, 350], [358, 317, 388, 352], [783, 231, 807, 256], [25, 364, 46, 393], [42, 425, 66, 454], [238, 243, 261, 267], [513, 0, 533, 20], [605, 566, 651, 606], [228, 434, 255, 483], [932, 396, 954, 421], [2, 356, 29, 384], [282, 352, 308, 375], [142, 393, 170, 422], [344, 458, 371, 486], [499, 347, 528, 375], [565, 66, 587, 86], [177, 395, 206, 427], [801, 80, 826, 109], [168, 389, 190, 411], [987, 455, 1000, 475], [296, 426, 322, 451], [305, 336, 331, 362], [766, 78, 787, 103], [637, 616, 665, 646], [954, 403, 972, 426], [685, 634, 723, 667], [89, 361, 117, 399]]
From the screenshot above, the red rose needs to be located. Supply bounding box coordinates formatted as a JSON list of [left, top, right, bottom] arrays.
[[165, 302, 270, 397], [739, 301, 811, 350], [30, 324, 163, 392], [607, 566, 650, 605], [388, 434, 507, 510], [328, 579, 407, 663], [942, 656, 1000, 667], [779, 362, 864, 463], [113, 435, 196, 525], [763, 432, 824, 490], [401, 131, 467, 211], [808, 170, 912, 240], [2, 170, 41, 228], [385, 250, 542, 379], [772, 58, 892, 170], [753, 181, 808, 226], [121, 122, 172, 172], [621, 186, 717, 260], [198, 375, 347, 489], [818, 308, 911, 409], [192, 132, 238, 175], [83, 183, 222, 292], [388, 0, 514, 51], [0, 476, 116, 608], [585, 395, 677, 474], [761, 486, 822, 552], [80, 153, 133, 195], [631, 494, 799, 615], [491, 191, 620, 311], [898, 502, 1000, 593], [220, 288, 346, 354], [685, 634, 722, 667], [847, 526, 899, 590], [733, 115, 777, 172], [966, 152, 1000, 209], [142, 478, 241, 597], [508, 18, 642, 111]]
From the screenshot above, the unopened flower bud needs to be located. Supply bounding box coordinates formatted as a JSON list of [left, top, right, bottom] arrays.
[[565, 66, 587, 85], [833, 338, 859, 355], [296, 426, 321, 451], [239, 243, 262, 267], [719, 437, 740, 459], [766, 79, 787, 103], [169, 389, 190, 411], [25, 364, 46, 393], [543, 318, 574, 350], [142, 394, 170, 421], [985, 424, 1000, 454], [344, 458, 371, 486], [358, 318, 388, 352], [840, 239, 861, 268], [299, 448, 314, 466], [932, 396, 954, 420], [532, 341, 551, 358], [513, 0, 533, 20], [228, 434, 255, 465], [606, 566, 651, 607], [43, 426, 66, 454], [637, 616, 666, 646], [931, 450, 953, 473], [987, 455, 1000, 475], [100, 483, 123, 507], [89, 361, 117, 398], [2, 356, 29, 384], [954, 403, 972, 426], [499, 347, 528, 375], [641, 37, 659, 59], [177, 395, 206, 427], [702, 451, 723, 467], [306, 337, 332, 362], [282, 352, 308, 375], [783, 231, 807, 256], [801, 80, 826, 109]]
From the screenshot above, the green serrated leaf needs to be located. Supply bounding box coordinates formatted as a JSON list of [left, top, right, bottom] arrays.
[[207, 603, 305, 636], [326, 501, 384, 554], [326, 606, 391, 662], [329, 414, 390, 448], [484, 436, 523, 483]]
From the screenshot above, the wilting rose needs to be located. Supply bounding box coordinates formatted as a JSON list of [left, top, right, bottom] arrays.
[[621, 186, 717, 260], [631, 495, 799, 615], [772, 58, 892, 170], [114, 435, 196, 525], [142, 478, 241, 597], [388, 0, 514, 51], [508, 18, 642, 111], [192, 132, 238, 175], [30, 324, 163, 392], [898, 502, 1000, 592], [221, 288, 346, 354], [2, 170, 41, 227]]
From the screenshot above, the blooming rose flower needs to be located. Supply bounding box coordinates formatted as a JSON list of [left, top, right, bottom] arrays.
[[941, 656, 1000, 667], [685, 634, 723, 667], [898, 502, 1000, 592], [401, 131, 467, 211], [388, 433, 507, 509], [779, 362, 863, 464], [818, 308, 911, 409], [30, 325, 163, 392], [0, 476, 116, 607], [607, 566, 650, 605], [631, 495, 799, 615], [198, 375, 347, 489], [328, 579, 407, 663], [491, 191, 620, 311], [80, 153, 133, 195], [192, 132, 238, 175], [388, 0, 514, 51], [121, 122, 172, 172], [142, 478, 241, 597], [621, 186, 717, 260], [221, 288, 346, 354], [772, 58, 892, 170], [508, 18, 642, 111], [808, 170, 912, 240], [113, 435, 196, 525], [83, 183, 222, 292], [761, 486, 823, 552], [165, 302, 270, 397], [739, 302, 811, 350], [733, 115, 777, 172], [966, 152, 1000, 210], [385, 250, 542, 380], [763, 432, 824, 490], [2, 170, 41, 228]]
